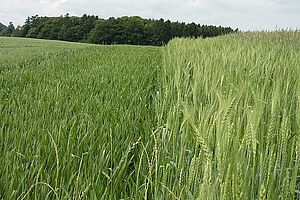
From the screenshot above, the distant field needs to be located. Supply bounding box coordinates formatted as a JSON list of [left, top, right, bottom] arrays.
[[0, 33, 299, 199]]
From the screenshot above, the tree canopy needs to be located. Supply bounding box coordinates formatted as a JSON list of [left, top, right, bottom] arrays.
[[0, 23, 7, 33], [1, 15, 237, 46]]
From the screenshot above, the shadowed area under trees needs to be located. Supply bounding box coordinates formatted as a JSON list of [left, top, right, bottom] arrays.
[[1, 14, 237, 46]]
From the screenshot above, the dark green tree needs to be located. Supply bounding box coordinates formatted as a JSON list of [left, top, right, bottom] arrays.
[[11, 25, 23, 37], [0, 22, 7, 33], [1, 22, 15, 36], [18, 14, 235, 46]]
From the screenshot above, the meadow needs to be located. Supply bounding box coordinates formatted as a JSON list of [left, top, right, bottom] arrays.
[[0, 32, 299, 199]]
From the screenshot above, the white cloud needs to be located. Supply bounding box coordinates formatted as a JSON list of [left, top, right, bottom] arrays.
[[0, 0, 66, 25], [0, 0, 299, 30]]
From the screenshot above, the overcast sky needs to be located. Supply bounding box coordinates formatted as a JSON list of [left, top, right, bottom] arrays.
[[0, 0, 299, 30]]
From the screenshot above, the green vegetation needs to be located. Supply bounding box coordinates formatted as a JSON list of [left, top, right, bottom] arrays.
[[0, 37, 90, 72], [158, 32, 300, 199], [0, 37, 161, 199], [0, 23, 7, 33], [1, 14, 236, 45], [1, 32, 300, 199], [0, 22, 15, 37]]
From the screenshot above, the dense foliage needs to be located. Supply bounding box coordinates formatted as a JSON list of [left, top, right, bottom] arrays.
[[0, 22, 15, 36], [0, 23, 7, 33], [0, 14, 236, 45]]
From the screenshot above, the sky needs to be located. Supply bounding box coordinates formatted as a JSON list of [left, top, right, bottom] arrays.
[[0, 0, 299, 30]]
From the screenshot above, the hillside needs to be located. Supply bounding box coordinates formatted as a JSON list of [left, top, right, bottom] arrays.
[[0, 22, 7, 32], [0, 33, 299, 199]]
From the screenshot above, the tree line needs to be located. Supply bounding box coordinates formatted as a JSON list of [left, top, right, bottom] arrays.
[[0, 23, 7, 33], [1, 14, 237, 46]]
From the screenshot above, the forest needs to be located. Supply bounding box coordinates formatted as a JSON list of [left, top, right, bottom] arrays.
[[0, 14, 237, 46]]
